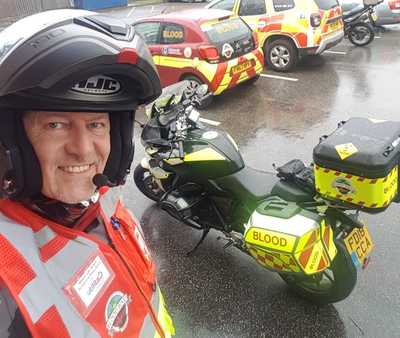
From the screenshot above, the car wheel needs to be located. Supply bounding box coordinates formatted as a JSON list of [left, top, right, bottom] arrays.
[[182, 75, 213, 109], [264, 38, 298, 72]]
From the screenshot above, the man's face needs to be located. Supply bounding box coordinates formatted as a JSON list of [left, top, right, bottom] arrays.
[[23, 111, 111, 204]]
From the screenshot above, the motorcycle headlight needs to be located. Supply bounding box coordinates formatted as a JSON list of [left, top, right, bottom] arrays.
[[310, 13, 322, 28]]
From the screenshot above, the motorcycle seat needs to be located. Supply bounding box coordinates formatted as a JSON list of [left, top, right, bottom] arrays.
[[215, 166, 314, 205], [215, 166, 279, 203], [343, 4, 366, 20]]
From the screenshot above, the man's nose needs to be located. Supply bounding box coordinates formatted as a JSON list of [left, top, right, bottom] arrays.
[[64, 126, 94, 160]]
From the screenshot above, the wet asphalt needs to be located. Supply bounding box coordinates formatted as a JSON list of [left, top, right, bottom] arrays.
[[108, 4, 400, 337]]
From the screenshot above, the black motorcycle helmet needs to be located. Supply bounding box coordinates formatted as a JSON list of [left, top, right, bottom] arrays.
[[0, 9, 162, 199]]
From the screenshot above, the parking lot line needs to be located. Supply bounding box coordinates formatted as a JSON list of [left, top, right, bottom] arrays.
[[127, 6, 136, 17], [260, 74, 299, 82], [199, 117, 221, 126], [324, 50, 347, 55]]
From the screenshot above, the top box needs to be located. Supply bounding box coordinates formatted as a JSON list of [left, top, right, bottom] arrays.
[[313, 118, 400, 212]]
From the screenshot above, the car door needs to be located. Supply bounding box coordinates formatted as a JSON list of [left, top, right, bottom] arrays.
[[157, 22, 188, 87], [133, 21, 162, 64], [237, 0, 267, 31]]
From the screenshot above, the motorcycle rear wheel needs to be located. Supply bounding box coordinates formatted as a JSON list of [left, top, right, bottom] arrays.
[[134, 165, 172, 202], [348, 22, 375, 46], [279, 241, 357, 305]]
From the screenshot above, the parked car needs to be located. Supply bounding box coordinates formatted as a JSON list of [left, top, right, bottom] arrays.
[[339, 0, 400, 25], [133, 9, 264, 104], [206, 0, 344, 72]]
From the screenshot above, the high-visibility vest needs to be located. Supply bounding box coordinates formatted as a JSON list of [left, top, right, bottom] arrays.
[[0, 188, 175, 338]]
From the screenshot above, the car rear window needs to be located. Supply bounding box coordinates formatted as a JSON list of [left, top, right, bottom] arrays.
[[161, 23, 185, 44], [313, 0, 339, 10], [273, 0, 295, 12], [202, 17, 251, 44], [209, 0, 235, 11]]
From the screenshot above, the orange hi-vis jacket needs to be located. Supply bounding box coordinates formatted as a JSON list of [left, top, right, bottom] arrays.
[[0, 188, 174, 338]]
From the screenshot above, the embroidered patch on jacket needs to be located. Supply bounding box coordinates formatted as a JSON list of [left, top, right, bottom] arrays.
[[105, 291, 132, 335]]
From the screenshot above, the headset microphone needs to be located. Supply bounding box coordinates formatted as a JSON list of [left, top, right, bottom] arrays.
[[92, 174, 118, 189]]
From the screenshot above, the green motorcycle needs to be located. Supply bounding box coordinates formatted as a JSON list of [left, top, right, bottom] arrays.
[[134, 81, 399, 305]]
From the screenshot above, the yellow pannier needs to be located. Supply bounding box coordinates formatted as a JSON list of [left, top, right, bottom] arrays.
[[313, 118, 400, 212], [244, 197, 337, 275]]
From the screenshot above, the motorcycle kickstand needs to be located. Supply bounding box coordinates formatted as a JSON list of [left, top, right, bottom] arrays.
[[186, 227, 210, 256], [216, 235, 235, 250]]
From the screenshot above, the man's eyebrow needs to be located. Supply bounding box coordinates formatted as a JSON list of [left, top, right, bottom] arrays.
[[39, 113, 69, 119], [86, 114, 109, 121]]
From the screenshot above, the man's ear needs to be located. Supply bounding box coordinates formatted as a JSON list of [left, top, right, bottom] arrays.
[[13, 111, 42, 199]]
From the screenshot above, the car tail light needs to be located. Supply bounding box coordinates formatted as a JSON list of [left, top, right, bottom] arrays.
[[310, 13, 322, 27], [117, 48, 138, 64], [199, 45, 220, 64], [252, 32, 258, 49], [389, 0, 400, 10]]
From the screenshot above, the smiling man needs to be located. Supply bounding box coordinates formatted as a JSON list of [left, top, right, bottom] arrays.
[[0, 9, 174, 338], [23, 111, 111, 205]]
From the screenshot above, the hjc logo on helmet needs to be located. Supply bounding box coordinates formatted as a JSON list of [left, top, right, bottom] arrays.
[[72, 75, 121, 95]]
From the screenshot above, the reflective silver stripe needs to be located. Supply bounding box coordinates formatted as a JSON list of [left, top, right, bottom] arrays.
[[139, 289, 160, 338], [34, 225, 56, 248], [99, 188, 122, 219], [45, 237, 98, 286], [43, 239, 101, 336], [151, 287, 160, 313], [0, 214, 49, 282], [0, 213, 101, 338], [139, 313, 157, 338]]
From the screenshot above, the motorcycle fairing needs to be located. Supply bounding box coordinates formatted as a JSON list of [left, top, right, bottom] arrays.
[[163, 128, 245, 180]]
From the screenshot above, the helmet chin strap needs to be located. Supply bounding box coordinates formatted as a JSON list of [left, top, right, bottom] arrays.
[[79, 190, 100, 208]]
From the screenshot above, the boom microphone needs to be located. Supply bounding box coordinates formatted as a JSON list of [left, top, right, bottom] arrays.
[[92, 174, 117, 188]]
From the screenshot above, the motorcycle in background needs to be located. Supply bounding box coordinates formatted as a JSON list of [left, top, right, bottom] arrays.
[[343, 0, 384, 46], [134, 81, 399, 305]]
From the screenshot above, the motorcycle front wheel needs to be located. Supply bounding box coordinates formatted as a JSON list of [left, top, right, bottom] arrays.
[[348, 22, 375, 46], [134, 165, 172, 202], [279, 241, 357, 305]]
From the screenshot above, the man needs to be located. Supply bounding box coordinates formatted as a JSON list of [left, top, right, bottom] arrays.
[[0, 9, 174, 338]]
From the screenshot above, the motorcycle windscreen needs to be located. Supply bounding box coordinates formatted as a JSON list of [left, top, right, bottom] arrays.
[[145, 80, 189, 117]]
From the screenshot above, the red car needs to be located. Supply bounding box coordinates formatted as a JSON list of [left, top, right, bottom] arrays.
[[133, 9, 264, 100]]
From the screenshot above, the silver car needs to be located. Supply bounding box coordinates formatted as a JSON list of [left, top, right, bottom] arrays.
[[340, 0, 400, 25]]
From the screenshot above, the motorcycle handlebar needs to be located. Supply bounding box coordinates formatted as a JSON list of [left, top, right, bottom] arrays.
[[178, 140, 184, 159]]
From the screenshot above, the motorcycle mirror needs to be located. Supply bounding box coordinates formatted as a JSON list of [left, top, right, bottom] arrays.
[[196, 84, 208, 96]]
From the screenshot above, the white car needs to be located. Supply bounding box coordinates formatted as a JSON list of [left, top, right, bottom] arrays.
[[339, 0, 400, 25]]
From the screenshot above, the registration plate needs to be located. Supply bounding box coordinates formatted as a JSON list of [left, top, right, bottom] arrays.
[[329, 20, 340, 30], [231, 60, 252, 76], [344, 226, 374, 269]]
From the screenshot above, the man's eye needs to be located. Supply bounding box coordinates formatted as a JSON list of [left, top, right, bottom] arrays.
[[47, 122, 64, 129], [89, 122, 106, 129]]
